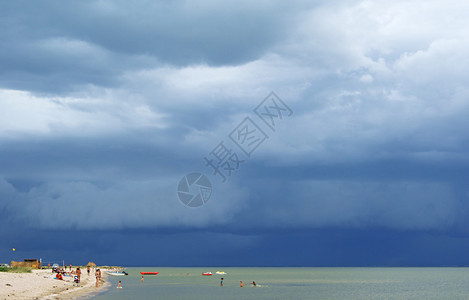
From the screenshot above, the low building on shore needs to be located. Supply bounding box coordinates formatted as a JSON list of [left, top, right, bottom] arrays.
[[10, 259, 42, 269]]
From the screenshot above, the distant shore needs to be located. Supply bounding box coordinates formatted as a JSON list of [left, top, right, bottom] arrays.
[[0, 268, 110, 299]]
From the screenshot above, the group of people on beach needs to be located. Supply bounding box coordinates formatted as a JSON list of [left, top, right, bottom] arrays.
[[54, 267, 81, 282], [53, 265, 103, 288]]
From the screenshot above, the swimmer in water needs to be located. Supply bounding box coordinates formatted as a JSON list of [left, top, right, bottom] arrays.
[[141, 276, 144, 283], [118, 281, 122, 288], [240, 281, 244, 287], [220, 278, 224, 286]]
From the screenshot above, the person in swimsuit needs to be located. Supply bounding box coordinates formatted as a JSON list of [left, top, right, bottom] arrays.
[[141, 276, 144, 283], [76, 267, 81, 283], [220, 278, 224, 286], [95, 268, 101, 287]]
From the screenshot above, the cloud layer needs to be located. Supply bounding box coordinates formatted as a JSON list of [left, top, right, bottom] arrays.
[[1, 0, 469, 248]]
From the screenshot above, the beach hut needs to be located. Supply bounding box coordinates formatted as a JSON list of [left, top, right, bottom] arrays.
[[87, 262, 97, 267], [10, 259, 42, 269]]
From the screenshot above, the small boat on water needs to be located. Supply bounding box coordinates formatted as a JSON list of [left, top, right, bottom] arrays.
[[215, 271, 226, 275], [202, 272, 212, 276], [107, 271, 128, 276], [140, 272, 159, 275]]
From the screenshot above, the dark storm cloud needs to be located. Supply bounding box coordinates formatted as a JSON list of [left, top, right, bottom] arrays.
[[0, 0, 302, 93], [2, 0, 469, 266]]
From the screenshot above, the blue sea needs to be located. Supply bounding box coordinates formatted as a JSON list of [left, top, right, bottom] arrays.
[[86, 267, 469, 299]]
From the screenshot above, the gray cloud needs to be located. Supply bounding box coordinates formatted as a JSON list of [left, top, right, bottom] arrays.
[[1, 0, 469, 237], [0, 0, 305, 93]]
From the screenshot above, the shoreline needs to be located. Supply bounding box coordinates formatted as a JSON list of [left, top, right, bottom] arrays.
[[0, 268, 109, 299]]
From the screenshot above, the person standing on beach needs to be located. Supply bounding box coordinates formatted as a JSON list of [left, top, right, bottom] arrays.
[[87, 265, 90, 276], [95, 268, 101, 287], [220, 278, 224, 286], [76, 267, 81, 283]]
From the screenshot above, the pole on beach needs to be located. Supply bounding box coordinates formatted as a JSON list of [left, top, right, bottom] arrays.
[[11, 248, 15, 266]]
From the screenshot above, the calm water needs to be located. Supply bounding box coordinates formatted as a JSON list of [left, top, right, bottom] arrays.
[[86, 267, 469, 299]]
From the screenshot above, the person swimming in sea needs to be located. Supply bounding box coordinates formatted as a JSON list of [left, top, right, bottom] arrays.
[[220, 278, 224, 286], [117, 281, 122, 288]]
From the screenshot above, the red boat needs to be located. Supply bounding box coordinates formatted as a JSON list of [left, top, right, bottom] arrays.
[[140, 272, 159, 275], [202, 272, 212, 276]]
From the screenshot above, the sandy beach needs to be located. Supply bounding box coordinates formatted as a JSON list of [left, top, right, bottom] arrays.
[[0, 268, 109, 300]]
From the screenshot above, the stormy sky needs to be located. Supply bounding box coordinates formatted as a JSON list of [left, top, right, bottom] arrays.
[[1, 0, 469, 266]]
